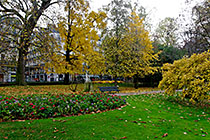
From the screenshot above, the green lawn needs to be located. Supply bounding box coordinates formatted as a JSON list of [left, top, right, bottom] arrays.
[[0, 93, 209, 140]]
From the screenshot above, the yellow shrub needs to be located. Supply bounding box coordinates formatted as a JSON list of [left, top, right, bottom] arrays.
[[159, 51, 210, 102]]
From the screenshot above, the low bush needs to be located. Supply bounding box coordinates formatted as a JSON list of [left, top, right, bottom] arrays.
[[159, 51, 210, 102], [0, 92, 126, 121]]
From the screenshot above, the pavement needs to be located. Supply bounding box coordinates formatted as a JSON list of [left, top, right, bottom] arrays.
[[115, 90, 182, 96]]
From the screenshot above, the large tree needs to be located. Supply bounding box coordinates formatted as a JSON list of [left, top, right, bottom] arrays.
[[102, 0, 132, 84], [0, 0, 62, 85], [44, 0, 106, 84], [102, 0, 157, 87], [103, 11, 158, 88], [182, 0, 210, 55]]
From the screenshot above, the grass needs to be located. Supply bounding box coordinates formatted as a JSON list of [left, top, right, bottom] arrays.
[[0, 93, 209, 140]]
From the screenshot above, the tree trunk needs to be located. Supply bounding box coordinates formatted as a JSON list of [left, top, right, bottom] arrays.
[[64, 44, 71, 84], [16, 48, 26, 85], [64, 73, 70, 84], [114, 75, 117, 86], [133, 74, 138, 89]]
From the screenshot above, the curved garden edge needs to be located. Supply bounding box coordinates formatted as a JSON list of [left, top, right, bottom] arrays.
[[0, 93, 127, 122]]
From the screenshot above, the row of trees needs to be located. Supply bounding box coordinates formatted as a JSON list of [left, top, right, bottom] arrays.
[[0, 0, 209, 87], [0, 0, 158, 86]]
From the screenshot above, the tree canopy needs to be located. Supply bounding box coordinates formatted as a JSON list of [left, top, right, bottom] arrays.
[[44, 0, 106, 84], [102, 11, 158, 80]]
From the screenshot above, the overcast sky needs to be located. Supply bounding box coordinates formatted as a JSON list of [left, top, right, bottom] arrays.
[[89, 0, 201, 29]]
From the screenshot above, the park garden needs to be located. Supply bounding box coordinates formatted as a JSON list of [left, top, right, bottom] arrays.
[[0, 0, 210, 139]]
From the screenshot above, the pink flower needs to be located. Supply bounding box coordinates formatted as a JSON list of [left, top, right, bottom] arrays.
[[30, 103, 33, 106], [39, 107, 45, 110]]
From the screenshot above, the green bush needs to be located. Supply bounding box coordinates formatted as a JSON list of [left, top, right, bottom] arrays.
[[159, 51, 210, 102]]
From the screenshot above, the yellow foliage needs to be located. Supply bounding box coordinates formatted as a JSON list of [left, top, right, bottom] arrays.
[[102, 11, 158, 78], [44, 0, 106, 75], [159, 51, 210, 102]]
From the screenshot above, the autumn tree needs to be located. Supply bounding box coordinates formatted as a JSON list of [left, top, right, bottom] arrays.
[[103, 11, 158, 88], [44, 0, 106, 84], [102, 0, 157, 87], [102, 0, 132, 85], [0, 0, 62, 85]]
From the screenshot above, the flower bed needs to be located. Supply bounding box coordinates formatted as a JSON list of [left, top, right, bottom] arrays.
[[0, 93, 126, 121]]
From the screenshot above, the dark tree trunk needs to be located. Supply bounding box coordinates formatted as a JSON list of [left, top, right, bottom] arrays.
[[64, 46, 70, 84], [64, 2, 72, 85], [64, 73, 70, 85], [16, 48, 26, 85], [133, 74, 138, 89], [114, 75, 117, 86]]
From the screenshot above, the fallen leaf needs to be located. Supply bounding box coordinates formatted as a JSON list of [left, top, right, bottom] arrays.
[[4, 137, 8, 139], [120, 136, 127, 139], [202, 131, 208, 135], [53, 130, 59, 133], [162, 133, 168, 137]]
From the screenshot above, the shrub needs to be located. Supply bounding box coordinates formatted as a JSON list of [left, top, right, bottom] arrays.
[[0, 92, 126, 121], [158, 51, 210, 102]]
